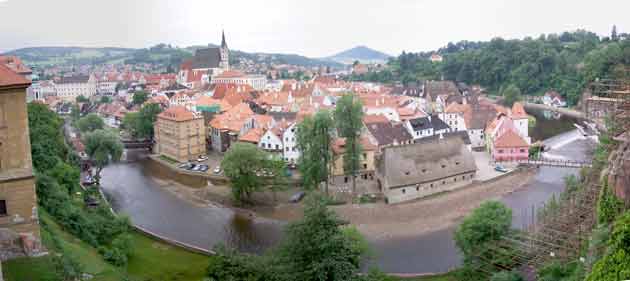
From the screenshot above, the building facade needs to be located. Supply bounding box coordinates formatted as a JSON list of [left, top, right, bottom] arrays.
[[177, 32, 230, 88], [0, 64, 42, 256], [154, 106, 206, 162], [54, 75, 97, 102]]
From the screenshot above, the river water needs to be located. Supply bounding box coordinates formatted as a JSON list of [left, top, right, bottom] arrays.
[[100, 108, 596, 274]]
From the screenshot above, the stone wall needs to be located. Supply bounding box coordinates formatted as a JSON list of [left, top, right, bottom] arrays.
[[385, 172, 476, 204], [608, 140, 630, 204]]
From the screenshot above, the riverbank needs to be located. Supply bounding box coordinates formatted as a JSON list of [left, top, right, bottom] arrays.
[[333, 168, 536, 240]]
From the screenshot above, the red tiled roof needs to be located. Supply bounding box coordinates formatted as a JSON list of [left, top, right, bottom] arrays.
[[238, 128, 264, 144], [0, 64, 31, 88], [511, 102, 528, 119], [158, 106, 196, 122], [332, 137, 377, 154], [363, 114, 389, 124], [494, 130, 529, 148], [215, 70, 244, 79]]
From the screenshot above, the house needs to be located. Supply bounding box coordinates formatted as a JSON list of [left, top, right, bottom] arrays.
[[542, 91, 567, 108], [259, 127, 284, 153], [377, 137, 477, 204], [440, 102, 467, 132], [405, 115, 452, 140], [331, 137, 377, 183], [282, 123, 300, 164], [510, 102, 530, 144], [352, 64, 369, 75], [26, 81, 56, 102], [177, 32, 229, 88], [54, 75, 97, 102], [0, 63, 43, 255], [154, 106, 206, 162], [430, 53, 443, 63], [208, 103, 255, 152], [363, 115, 413, 152], [465, 102, 499, 148], [490, 130, 529, 162]]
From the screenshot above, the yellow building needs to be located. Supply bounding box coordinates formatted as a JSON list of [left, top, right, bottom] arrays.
[[331, 137, 377, 183], [0, 63, 41, 254], [154, 106, 206, 162]]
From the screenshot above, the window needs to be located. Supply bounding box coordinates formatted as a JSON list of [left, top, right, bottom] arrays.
[[402, 189, 406, 194], [0, 200, 6, 216], [520, 149, 526, 153], [442, 180, 446, 185], [498, 149, 504, 154], [430, 183, 434, 188], [416, 186, 419, 191], [422, 169, 427, 173], [363, 164, 367, 169], [441, 164, 446, 168]]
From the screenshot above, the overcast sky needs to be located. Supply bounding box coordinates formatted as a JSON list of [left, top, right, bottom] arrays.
[[1, 0, 628, 57]]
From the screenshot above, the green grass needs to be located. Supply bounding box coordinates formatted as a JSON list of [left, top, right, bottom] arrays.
[[3, 213, 208, 281]]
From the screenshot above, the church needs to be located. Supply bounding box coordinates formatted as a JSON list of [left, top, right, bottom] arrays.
[[177, 31, 230, 88]]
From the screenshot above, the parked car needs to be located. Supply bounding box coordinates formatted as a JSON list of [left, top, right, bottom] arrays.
[[289, 191, 306, 203], [197, 155, 208, 162], [198, 165, 209, 172], [186, 164, 197, 171], [213, 166, 222, 174], [495, 165, 508, 173], [177, 163, 190, 169]]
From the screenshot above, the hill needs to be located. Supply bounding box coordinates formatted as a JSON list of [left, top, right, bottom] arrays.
[[4, 45, 343, 69], [325, 45, 392, 64]]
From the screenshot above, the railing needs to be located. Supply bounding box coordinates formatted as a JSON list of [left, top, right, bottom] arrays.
[[504, 158, 593, 168]]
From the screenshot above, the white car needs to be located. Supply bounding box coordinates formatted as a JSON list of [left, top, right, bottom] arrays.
[[197, 155, 208, 162], [213, 166, 222, 174]]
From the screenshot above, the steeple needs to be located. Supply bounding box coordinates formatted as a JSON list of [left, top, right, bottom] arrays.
[[221, 30, 227, 49]]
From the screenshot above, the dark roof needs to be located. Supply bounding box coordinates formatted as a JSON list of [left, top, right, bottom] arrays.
[[267, 111, 297, 122], [408, 115, 450, 131], [192, 48, 221, 69], [366, 122, 413, 147], [468, 103, 497, 130], [57, 75, 90, 84], [390, 85, 424, 97], [380, 137, 477, 188], [414, 130, 471, 145], [164, 83, 189, 91], [424, 80, 460, 100]]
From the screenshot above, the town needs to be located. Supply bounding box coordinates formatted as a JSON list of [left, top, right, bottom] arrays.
[[1, 2, 630, 280]]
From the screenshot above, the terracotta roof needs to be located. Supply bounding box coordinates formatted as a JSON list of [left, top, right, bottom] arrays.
[[363, 114, 389, 124], [209, 103, 254, 132], [0, 64, 31, 88], [158, 106, 197, 122], [254, 114, 274, 129], [195, 95, 232, 112], [494, 130, 529, 148], [238, 128, 264, 144], [332, 137, 377, 154], [0, 56, 32, 75], [215, 70, 245, 79], [511, 102, 528, 119]]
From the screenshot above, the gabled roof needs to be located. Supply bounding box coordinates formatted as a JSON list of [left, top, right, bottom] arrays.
[[408, 115, 450, 131], [332, 137, 376, 154], [239, 128, 264, 144], [510, 102, 528, 119], [158, 106, 197, 122], [0, 64, 30, 89], [365, 122, 413, 147], [191, 47, 222, 69], [381, 137, 477, 188], [494, 130, 529, 148]]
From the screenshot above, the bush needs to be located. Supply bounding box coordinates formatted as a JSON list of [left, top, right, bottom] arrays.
[[490, 271, 523, 281], [597, 178, 623, 224]]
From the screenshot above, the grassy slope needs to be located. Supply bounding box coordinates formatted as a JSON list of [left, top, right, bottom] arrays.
[[2, 213, 207, 281]]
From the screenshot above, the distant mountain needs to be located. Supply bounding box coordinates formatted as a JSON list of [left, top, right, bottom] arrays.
[[325, 46, 392, 64], [4, 45, 343, 69]]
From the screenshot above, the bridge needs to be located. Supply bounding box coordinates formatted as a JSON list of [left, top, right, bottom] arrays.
[[121, 139, 153, 149], [514, 158, 592, 168]]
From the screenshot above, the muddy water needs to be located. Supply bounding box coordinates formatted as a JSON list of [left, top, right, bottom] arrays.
[[101, 108, 593, 273]]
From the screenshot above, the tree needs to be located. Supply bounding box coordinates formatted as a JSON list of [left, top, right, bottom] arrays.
[[122, 103, 162, 140], [207, 246, 271, 281], [70, 104, 81, 122], [83, 129, 123, 184], [334, 94, 364, 194], [75, 95, 89, 103], [273, 194, 367, 281], [132, 91, 149, 105], [297, 110, 334, 193], [501, 84, 522, 107], [100, 96, 112, 104], [28, 103, 68, 171], [76, 113, 105, 133], [612, 25, 619, 42], [455, 201, 513, 274], [491, 271, 524, 281], [221, 143, 287, 203]]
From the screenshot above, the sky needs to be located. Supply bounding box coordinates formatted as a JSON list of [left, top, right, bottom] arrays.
[[1, 0, 629, 58]]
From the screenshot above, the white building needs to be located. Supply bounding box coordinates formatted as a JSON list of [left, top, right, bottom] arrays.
[[27, 81, 57, 102], [54, 75, 97, 102], [259, 129, 284, 152], [282, 123, 300, 164], [212, 71, 267, 90]]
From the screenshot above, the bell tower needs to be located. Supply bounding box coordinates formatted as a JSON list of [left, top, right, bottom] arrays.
[[219, 30, 229, 71]]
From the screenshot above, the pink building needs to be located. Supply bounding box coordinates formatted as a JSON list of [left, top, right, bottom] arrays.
[[491, 130, 529, 162]]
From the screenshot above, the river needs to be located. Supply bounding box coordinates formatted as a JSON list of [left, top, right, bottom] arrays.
[[100, 108, 596, 274]]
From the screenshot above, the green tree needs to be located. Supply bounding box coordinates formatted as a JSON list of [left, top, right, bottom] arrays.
[[455, 201, 513, 275], [501, 84, 522, 107], [490, 271, 524, 281], [586, 212, 630, 281], [76, 113, 105, 133], [100, 96, 112, 104], [28, 103, 68, 171], [70, 104, 81, 122], [221, 143, 287, 203], [82, 129, 123, 184], [334, 94, 364, 194], [273, 194, 367, 281], [207, 246, 272, 281], [297, 110, 334, 193], [122, 103, 162, 140], [76, 95, 89, 103], [132, 91, 149, 105]]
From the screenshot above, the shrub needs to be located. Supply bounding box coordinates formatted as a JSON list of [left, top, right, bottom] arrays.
[[490, 271, 523, 281]]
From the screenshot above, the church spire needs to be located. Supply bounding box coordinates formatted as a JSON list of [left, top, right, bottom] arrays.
[[221, 30, 227, 49]]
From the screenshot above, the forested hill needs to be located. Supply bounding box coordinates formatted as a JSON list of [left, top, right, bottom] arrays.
[[363, 30, 630, 106]]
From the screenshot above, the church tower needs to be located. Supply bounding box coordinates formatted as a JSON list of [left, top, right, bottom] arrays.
[[219, 30, 229, 71]]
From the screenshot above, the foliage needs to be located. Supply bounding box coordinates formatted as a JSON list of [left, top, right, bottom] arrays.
[[100, 96, 112, 104], [83, 129, 123, 183], [207, 246, 271, 281], [454, 201, 513, 277], [500, 84, 521, 107], [273, 194, 367, 281], [490, 271, 523, 281], [561, 174, 581, 201], [297, 110, 334, 192], [334, 94, 364, 193], [537, 261, 584, 281], [28, 103, 68, 171], [131, 91, 149, 105], [586, 212, 630, 280], [76, 95, 89, 103], [221, 142, 288, 203], [76, 113, 105, 133], [122, 103, 162, 139], [597, 177, 623, 224]]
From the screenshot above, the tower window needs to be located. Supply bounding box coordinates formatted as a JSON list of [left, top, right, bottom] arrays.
[[0, 200, 6, 216]]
